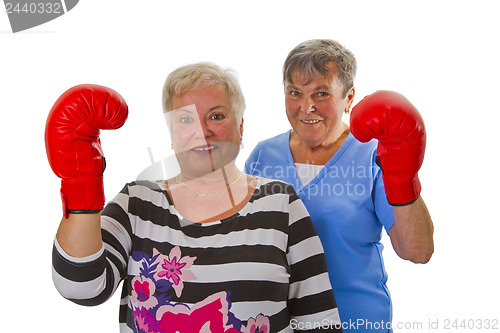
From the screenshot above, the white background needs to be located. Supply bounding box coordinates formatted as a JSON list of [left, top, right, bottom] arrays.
[[1, 1, 499, 332]]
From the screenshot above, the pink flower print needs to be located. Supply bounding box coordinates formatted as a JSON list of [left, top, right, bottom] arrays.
[[153, 247, 196, 298], [157, 256, 186, 285], [242, 314, 270, 333], [131, 276, 158, 310]]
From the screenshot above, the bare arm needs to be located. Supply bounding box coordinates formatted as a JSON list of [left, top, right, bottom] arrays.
[[389, 196, 434, 264], [56, 213, 103, 258]]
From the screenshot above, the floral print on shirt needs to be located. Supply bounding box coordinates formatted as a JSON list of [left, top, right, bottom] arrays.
[[130, 246, 270, 333]]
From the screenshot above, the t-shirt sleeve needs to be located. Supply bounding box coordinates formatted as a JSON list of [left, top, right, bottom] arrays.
[[52, 183, 134, 306], [372, 151, 396, 235], [286, 187, 343, 332]]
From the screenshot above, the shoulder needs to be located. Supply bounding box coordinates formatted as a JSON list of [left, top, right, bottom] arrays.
[[341, 133, 380, 166], [252, 177, 299, 202], [348, 132, 378, 153], [111, 180, 171, 207], [118, 180, 165, 194], [251, 131, 290, 153], [246, 131, 291, 173], [255, 177, 295, 191]]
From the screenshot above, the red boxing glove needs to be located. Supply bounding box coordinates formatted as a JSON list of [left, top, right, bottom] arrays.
[[45, 84, 128, 218], [350, 90, 426, 206]]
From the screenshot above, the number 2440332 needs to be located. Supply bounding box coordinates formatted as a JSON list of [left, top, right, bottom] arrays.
[[5, 2, 62, 14]]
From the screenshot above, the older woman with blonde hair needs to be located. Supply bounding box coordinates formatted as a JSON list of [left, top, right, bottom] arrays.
[[48, 62, 343, 332]]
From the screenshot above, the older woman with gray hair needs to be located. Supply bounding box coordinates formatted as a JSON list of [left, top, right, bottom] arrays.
[[245, 40, 434, 332], [49, 62, 343, 332]]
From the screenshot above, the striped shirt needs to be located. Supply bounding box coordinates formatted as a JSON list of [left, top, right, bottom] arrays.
[[52, 178, 342, 332]]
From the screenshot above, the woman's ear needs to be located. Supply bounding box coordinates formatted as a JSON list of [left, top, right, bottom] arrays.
[[347, 87, 355, 109]]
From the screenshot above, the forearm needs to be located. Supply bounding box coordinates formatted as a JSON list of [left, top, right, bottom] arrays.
[[390, 196, 434, 263], [56, 213, 103, 258], [52, 225, 117, 306], [53, 206, 129, 306]]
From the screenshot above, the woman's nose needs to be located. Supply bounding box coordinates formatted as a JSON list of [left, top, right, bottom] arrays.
[[300, 96, 316, 114], [194, 119, 212, 138]]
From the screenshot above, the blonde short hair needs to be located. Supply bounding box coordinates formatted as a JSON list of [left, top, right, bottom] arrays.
[[162, 62, 245, 125]]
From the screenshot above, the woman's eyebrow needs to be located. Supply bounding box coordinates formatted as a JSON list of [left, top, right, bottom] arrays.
[[209, 105, 228, 112], [173, 107, 194, 114], [314, 85, 332, 91]]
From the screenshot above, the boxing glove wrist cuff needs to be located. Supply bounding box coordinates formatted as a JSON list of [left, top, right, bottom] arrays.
[[383, 174, 421, 206], [60, 176, 105, 218], [65, 208, 103, 215]]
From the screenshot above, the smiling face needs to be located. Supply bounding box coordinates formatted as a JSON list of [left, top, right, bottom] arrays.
[[169, 84, 243, 178], [284, 63, 354, 149]]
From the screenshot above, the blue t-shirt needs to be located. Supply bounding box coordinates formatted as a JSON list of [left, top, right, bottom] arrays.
[[245, 131, 395, 333]]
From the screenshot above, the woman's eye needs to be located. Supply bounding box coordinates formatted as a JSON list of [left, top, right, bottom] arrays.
[[210, 113, 225, 121], [290, 91, 300, 97], [179, 116, 193, 124], [318, 92, 329, 97]]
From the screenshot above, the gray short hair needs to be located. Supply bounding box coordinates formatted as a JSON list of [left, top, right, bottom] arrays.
[[283, 39, 357, 96], [162, 62, 245, 125]]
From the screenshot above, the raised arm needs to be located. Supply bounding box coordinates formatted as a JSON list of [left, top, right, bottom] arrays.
[[351, 90, 434, 263]]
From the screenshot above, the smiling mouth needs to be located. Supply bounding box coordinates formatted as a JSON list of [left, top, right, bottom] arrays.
[[192, 145, 216, 152], [301, 119, 321, 124]]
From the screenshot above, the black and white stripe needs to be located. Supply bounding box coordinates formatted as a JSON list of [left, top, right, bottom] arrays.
[[53, 178, 342, 332]]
